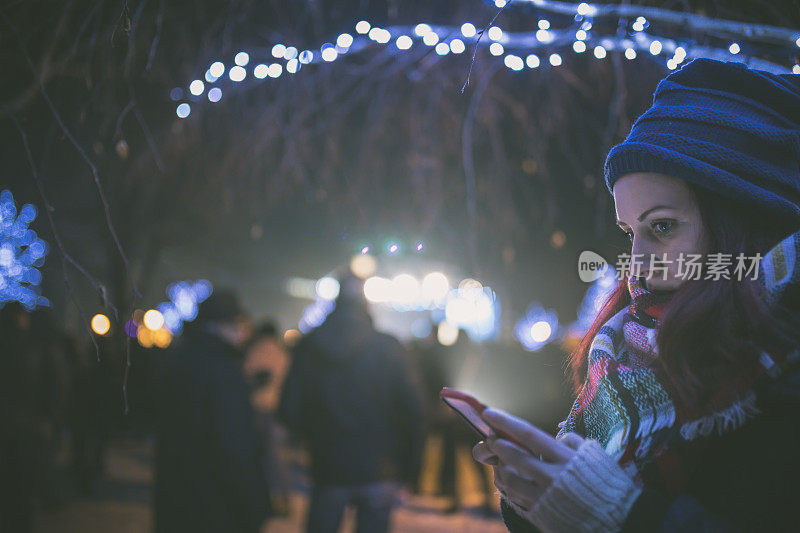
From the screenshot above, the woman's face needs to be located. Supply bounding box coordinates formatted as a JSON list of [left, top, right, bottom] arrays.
[[613, 172, 710, 291]]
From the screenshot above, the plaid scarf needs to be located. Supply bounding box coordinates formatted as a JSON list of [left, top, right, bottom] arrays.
[[556, 228, 800, 495]]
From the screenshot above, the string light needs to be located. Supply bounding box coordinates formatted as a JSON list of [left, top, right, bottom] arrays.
[[649, 40, 663, 55], [337, 33, 354, 48], [489, 42, 504, 56], [504, 54, 524, 71], [321, 45, 338, 62], [174, 7, 798, 118], [271, 44, 286, 58], [396, 35, 413, 50], [209, 61, 224, 77], [450, 39, 466, 54], [422, 32, 439, 46], [414, 23, 431, 36], [355, 21, 370, 34], [189, 79, 204, 95], [0, 190, 49, 310], [229, 65, 246, 81], [253, 64, 269, 79]]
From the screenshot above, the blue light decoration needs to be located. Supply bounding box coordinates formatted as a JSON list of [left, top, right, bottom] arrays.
[[174, 3, 800, 117], [514, 303, 559, 352], [155, 279, 213, 334], [0, 190, 49, 310], [298, 297, 335, 333]]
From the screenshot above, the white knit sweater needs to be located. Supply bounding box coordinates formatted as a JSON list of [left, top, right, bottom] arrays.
[[502, 439, 643, 532]]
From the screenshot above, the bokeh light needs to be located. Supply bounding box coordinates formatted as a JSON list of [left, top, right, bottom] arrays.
[[91, 314, 111, 336], [437, 320, 459, 346], [144, 309, 165, 331]]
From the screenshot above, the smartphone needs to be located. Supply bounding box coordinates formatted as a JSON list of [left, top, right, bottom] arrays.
[[439, 387, 494, 439]]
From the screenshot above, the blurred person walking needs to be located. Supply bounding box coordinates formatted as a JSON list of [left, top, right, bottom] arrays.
[[243, 320, 292, 516], [153, 289, 271, 533], [278, 273, 425, 533]]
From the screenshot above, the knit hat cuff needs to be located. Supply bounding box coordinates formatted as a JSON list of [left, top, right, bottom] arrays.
[[603, 143, 800, 226]]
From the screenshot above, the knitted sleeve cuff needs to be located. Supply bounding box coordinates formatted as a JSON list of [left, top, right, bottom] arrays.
[[502, 439, 642, 533]]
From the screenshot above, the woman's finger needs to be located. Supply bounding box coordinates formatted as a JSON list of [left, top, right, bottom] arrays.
[[559, 432, 585, 451], [493, 464, 541, 509], [472, 441, 499, 465], [487, 437, 556, 485], [482, 407, 573, 463]]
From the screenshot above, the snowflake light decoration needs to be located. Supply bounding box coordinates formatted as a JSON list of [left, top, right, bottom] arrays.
[[0, 190, 49, 310]]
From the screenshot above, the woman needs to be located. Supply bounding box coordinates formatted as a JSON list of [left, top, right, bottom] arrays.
[[472, 58, 800, 532]]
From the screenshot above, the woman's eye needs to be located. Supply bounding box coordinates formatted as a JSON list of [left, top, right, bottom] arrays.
[[652, 220, 674, 235]]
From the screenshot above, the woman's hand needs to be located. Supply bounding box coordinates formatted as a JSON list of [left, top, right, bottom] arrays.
[[472, 408, 585, 511]]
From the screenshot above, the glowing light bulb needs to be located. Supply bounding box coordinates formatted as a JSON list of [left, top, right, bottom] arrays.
[[253, 64, 269, 78], [396, 35, 413, 50], [209, 61, 225, 77], [649, 40, 662, 55], [271, 44, 286, 58], [489, 42, 504, 56], [423, 32, 439, 46], [91, 314, 110, 335], [229, 65, 246, 81], [144, 309, 165, 330], [337, 33, 354, 48], [189, 79, 204, 95]]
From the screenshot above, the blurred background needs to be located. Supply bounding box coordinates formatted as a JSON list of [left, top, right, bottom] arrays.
[[1, 0, 799, 531]]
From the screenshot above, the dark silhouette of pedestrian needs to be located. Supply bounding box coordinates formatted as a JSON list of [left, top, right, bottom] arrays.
[[278, 273, 425, 533], [153, 289, 271, 533]]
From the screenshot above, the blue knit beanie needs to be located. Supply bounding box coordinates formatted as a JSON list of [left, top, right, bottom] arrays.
[[604, 58, 800, 226]]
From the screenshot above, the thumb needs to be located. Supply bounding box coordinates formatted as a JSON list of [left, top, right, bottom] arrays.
[[559, 432, 585, 450]]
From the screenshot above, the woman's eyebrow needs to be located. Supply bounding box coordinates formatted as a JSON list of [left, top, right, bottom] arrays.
[[616, 204, 674, 226]]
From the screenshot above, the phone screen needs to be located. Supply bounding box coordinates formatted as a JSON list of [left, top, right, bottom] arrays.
[[440, 388, 494, 439]]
